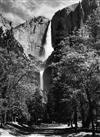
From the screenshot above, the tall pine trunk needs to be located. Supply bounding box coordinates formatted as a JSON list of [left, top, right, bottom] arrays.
[[80, 106, 85, 128], [74, 107, 78, 132], [85, 92, 95, 136]]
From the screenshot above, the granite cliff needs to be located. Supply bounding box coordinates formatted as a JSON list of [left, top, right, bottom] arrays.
[[51, 0, 97, 48], [44, 0, 98, 92], [0, 15, 50, 60], [0, 14, 51, 96], [13, 16, 50, 58]]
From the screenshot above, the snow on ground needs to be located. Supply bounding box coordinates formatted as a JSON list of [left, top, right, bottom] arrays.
[[0, 128, 61, 137], [0, 128, 45, 137], [67, 132, 92, 137], [0, 129, 45, 137], [27, 135, 61, 137], [27, 134, 45, 137], [40, 122, 82, 129], [0, 129, 14, 137], [0, 128, 95, 137], [0, 122, 92, 137]]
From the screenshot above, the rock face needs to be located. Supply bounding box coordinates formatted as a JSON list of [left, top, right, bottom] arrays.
[[0, 15, 50, 92], [13, 16, 50, 58], [0, 14, 11, 31], [0, 15, 50, 60], [51, 0, 97, 47], [44, 0, 98, 92]]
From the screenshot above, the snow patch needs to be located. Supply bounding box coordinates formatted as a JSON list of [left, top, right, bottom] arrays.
[[0, 129, 14, 137]]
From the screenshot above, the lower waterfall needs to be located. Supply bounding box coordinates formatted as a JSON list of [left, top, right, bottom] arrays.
[[40, 67, 44, 90], [40, 21, 54, 90]]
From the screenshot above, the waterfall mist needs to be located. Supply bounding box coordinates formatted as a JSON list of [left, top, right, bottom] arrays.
[[40, 21, 54, 90]]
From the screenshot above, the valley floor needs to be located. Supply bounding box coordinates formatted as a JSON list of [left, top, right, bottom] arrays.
[[0, 123, 99, 137], [0, 128, 95, 137]]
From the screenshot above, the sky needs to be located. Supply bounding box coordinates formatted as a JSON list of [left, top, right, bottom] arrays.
[[0, 0, 81, 25]]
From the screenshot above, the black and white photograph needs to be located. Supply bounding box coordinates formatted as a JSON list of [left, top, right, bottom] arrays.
[[0, 0, 100, 136]]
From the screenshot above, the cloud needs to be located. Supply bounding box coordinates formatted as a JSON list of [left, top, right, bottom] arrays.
[[32, 0, 82, 19], [0, 0, 30, 19], [3, 13, 24, 26], [0, 0, 81, 25]]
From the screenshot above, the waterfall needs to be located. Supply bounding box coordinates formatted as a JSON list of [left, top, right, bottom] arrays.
[[40, 21, 54, 90], [40, 67, 44, 90], [42, 21, 54, 62]]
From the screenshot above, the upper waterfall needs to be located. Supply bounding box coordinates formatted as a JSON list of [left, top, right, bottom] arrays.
[[41, 21, 54, 62]]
